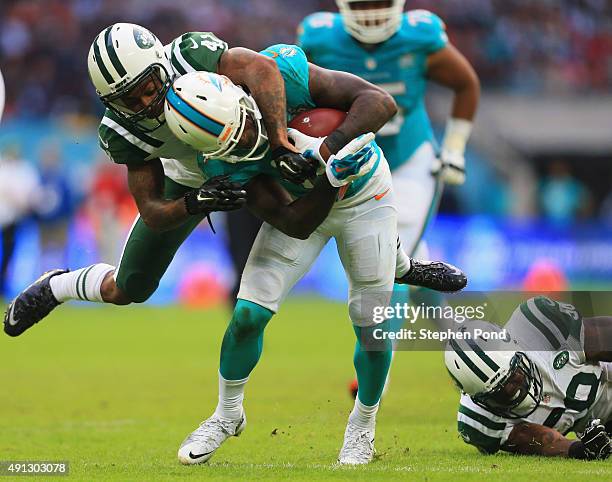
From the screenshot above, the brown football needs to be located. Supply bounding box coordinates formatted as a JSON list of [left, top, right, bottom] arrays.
[[288, 108, 347, 137]]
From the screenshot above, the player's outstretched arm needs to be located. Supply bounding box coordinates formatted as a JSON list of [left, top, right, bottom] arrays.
[[307, 64, 397, 157], [584, 316, 612, 362], [218, 48, 295, 154], [502, 423, 573, 457], [245, 174, 337, 240], [127, 160, 245, 232], [503, 421, 611, 460]]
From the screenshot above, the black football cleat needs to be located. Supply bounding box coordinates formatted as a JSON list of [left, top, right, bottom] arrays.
[[396, 260, 467, 293], [4, 269, 68, 337]]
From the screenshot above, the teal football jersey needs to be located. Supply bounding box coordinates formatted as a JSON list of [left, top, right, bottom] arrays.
[[198, 43, 380, 199], [298, 10, 448, 170]]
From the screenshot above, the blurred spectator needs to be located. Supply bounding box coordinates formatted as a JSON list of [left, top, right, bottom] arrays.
[[539, 160, 591, 224], [85, 159, 134, 264], [0, 143, 40, 295], [1, 0, 612, 122], [35, 141, 74, 270]]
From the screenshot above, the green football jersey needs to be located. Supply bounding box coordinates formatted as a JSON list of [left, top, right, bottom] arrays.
[[98, 32, 227, 188], [457, 296, 608, 454]]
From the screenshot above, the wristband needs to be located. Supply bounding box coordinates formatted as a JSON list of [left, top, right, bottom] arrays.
[[323, 130, 350, 156]]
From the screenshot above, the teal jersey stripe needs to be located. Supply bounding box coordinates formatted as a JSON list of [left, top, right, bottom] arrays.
[[166, 87, 224, 137], [459, 404, 506, 431], [520, 302, 562, 350]]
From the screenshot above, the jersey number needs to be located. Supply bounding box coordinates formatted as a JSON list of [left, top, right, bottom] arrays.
[[543, 372, 599, 429], [195, 34, 225, 52]]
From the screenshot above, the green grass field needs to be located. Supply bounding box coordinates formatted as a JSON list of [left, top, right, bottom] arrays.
[[1, 299, 611, 481]]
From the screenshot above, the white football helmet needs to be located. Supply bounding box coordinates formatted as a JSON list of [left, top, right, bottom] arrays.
[[336, 0, 406, 44], [445, 321, 543, 419], [88, 23, 172, 132], [0, 68, 5, 124], [164, 72, 268, 162]]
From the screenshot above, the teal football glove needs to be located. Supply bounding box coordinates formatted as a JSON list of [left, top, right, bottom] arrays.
[[325, 133, 376, 188]]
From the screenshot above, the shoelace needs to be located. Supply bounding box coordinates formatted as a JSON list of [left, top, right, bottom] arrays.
[[342, 429, 374, 459], [188, 417, 237, 445]]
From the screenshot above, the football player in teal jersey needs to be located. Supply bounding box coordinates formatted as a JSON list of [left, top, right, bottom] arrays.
[[165, 44, 467, 465], [298, 0, 480, 396]]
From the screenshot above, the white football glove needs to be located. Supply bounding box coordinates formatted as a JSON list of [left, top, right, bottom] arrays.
[[287, 128, 326, 167], [432, 149, 466, 185], [326, 133, 376, 187], [431, 118, 473, 186]]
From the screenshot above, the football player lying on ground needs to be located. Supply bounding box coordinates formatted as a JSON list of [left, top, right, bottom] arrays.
[[164, 43, 466, 466], [446, 296, 612, 460], [5, 24, 463, 338]]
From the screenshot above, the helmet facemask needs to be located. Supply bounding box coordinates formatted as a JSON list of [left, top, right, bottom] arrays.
[[337, 0, 406, 44], [101, 63, 172, 133], [473, 352, 543, 419]]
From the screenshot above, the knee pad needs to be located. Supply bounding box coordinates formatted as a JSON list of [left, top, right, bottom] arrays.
[[230, 299, 274, 339]]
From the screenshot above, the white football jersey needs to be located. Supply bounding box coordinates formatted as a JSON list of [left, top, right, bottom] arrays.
[[456, 296, 612, 454]]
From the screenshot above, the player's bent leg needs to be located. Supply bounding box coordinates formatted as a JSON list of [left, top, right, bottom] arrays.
[[179, 223, 330, 465]]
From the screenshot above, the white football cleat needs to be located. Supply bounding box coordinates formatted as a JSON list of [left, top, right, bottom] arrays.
[[338, 421, 375, 465], [177, 412, 246, 465]]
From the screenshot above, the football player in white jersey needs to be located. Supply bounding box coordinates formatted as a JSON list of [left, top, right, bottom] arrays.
[[446, 296, 612, 460]]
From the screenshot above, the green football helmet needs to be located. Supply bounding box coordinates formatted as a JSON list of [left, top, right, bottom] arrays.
[[88, 23, 172, 132]]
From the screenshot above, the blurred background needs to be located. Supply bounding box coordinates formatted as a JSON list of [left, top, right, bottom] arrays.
[[1, 0, 612, 304]]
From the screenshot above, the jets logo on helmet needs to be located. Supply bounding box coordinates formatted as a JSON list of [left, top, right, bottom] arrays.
[[88, 23, 172, 132], [445, 321, 543, 419], [164, 72, 269, 163], [337, 0, 406, 44]]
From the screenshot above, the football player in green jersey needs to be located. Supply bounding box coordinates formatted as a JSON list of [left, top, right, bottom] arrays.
[[3, 23, 323, 335], [446, 296, 612, 460]]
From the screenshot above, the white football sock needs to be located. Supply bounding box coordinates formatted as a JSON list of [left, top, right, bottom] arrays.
[[395, 237, 412, 278], [349, 398, 379, 430], [215, 373, 248, 421], [49, 264, 115, 303]]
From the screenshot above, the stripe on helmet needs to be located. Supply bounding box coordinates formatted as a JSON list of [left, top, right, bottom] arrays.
[[166, 87, 224, 137], [104, 26, 127, 78], [450, 339, 488, 383], [93, 34, 115, 84], [465, 337, 500, 372]]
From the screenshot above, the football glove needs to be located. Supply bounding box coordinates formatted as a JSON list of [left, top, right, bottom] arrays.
[[184, 175, 247, 215], [325, 133, 376, 188], [571, 419, 612, 460], [286, 128, 326, 166], [271, 144, 318, 185], [431, 118, 473, 186]]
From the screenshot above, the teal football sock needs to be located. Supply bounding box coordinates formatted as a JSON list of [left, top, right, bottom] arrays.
[[219, 299, 274, 380], [353, 323, 393, 407]]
